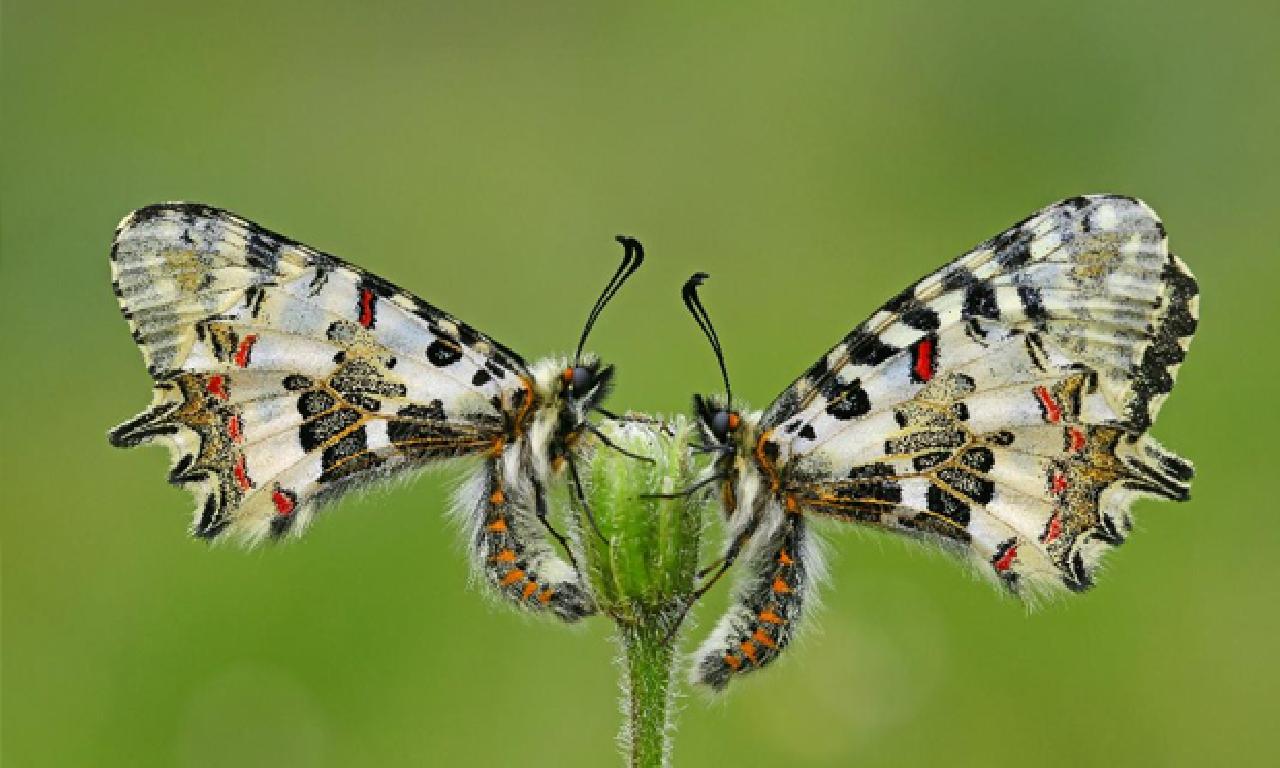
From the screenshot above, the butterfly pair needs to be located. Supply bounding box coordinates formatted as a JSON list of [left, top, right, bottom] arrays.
[[109, 195, 1198, 690]]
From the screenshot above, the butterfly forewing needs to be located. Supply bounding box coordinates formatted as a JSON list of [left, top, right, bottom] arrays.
[[109, 204, 530, 542]]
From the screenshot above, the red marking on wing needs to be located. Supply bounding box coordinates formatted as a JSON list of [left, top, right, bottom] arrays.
[[1050, 469, 1068, 494], [227, 414, 243, 443], [234, 334, 259, 368], [1067, 426, 1086, 453], [358, 288, 375, 328], [272, 487, 296, 516], [1033, 386, 1062, 423], [913, 336, 936, 382], [1041, 513, 1062, 544], [993, 542, 1018, 572], [233, 455, 252, 490], [207, 375, 228, 400]]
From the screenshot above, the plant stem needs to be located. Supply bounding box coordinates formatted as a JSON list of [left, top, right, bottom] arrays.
[[620, 615, 676, 768]]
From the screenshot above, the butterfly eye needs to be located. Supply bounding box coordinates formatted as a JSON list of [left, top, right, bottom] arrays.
[[570, 366, 594, 393], [711, 410, 733, 439]]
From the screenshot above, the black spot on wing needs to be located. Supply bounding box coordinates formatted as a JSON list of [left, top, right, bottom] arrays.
[[925, 484, 971, 525], [319, 427, 382, 483], [427, 340, 463, 368], [991, 226, 1032, 269], [472, 369, 492, 387], [822, 378, 871, 421], [912, 451, 950, 471], [298, 389, 336, 418], [300, 408, 361, 451], [396, 400, 448, 422], [962, 282, 1000, 320], [283, 374, 314, 391], [883, 287, 915, 313], [844, 331, 899, 367], [960, 447, 994, 472], [194, 493, 229, 539], [1017, 285, 1049, 325], [245, 233, 281, 271], [940, 267, 974, 291], [901, 306, 940, 332], [937, 467, 995, 505]]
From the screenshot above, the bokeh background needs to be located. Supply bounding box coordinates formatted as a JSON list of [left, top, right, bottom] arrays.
[[4, 2, 1278, 766]]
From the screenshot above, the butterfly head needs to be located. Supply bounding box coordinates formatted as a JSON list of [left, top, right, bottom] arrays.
[[558, 355, 616, 415], [693, 393, 743, 451]]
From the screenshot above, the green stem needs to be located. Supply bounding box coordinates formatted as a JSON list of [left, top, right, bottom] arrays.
[[620, 615, 676, 768]]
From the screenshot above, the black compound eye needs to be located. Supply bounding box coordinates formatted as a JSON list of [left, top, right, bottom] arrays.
[[571, 366, 594, 393], [711, 410, 732, 439]]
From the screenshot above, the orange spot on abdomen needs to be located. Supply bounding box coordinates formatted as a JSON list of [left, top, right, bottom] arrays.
[[752, 628, 777, 649]]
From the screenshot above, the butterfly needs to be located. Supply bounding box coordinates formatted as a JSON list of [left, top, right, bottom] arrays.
[[108, 203, 644, 622], [679, 195, 1199, 688]]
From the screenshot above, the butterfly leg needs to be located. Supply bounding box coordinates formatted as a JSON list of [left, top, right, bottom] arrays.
[[529, 473, 580, 569], [468, 459, 596, 622], [565, 454, 608, 543], [692, 504, 816, 689], [693, 507, 761, 595]]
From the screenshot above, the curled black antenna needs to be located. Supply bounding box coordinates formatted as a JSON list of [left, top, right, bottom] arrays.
[[575, 235, 645, 364], [682, 272, 732, 406]]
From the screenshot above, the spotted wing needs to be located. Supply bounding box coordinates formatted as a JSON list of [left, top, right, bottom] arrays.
[[765, 195, 1198, 597], [108, 203, 531, 542]]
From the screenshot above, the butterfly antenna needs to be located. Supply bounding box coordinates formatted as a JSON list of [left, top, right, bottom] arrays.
[[575, 235, 645, 365], [682, 272, 732, 406]]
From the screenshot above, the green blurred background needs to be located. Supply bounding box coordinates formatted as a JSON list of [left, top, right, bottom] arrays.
[[4, 1, 1278, 765]]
